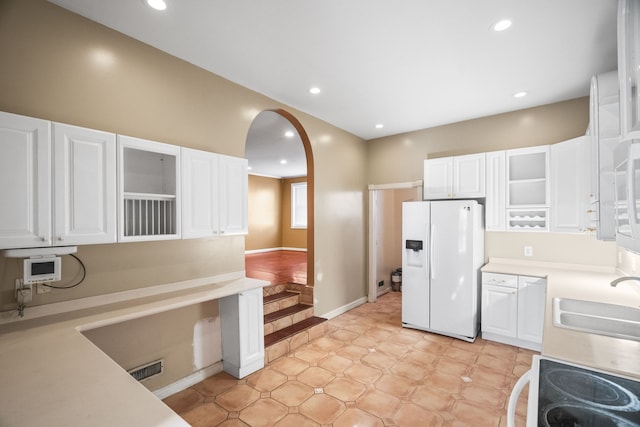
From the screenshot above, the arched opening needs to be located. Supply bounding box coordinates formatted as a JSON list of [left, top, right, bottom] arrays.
[[244, 109, 314, 304]]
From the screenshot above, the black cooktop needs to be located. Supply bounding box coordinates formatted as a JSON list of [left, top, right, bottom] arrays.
[[538, 359, 640, 427]]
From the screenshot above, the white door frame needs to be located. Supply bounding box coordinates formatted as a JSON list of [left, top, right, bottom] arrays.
[[368, 180, 423, 302]]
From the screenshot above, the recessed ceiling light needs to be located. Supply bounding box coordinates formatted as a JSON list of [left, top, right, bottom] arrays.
[[284, 130, 295, 138], [375, 124, 384, 129], [493, 19, 512, 32], [309, 87, 321, 95], [513, 91, 528, 98], [280, 159, 287, 164], [145, 0, 167, 11]]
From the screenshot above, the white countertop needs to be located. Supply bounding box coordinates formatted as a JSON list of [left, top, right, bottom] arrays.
[[0, 275, 269, 427], [482, 258, 640, 379]]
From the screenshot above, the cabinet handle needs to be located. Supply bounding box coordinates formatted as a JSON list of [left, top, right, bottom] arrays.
[[58, 236, 64, 241], [586, 210, 594, 213], [40, 236, 47, 242]]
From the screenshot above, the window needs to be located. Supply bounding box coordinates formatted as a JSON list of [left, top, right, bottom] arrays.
[[291, 182, 307, 229]]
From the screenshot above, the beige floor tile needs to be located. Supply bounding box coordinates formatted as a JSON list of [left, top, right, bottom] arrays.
[[181, 402, 228, 427], [163, 387, 204, 414], [324, 377, 367, 402], [333, 408, 385, 427], [246, 368, 288, 392], [393, 403, 445, 427], [299, 393, 346, 424], [165, 292, 536, 427], [356, 388, 401, 419], [271, 381, 314, 407], [269, 356, 310, 376], [344, 363, 383, 384], [374, 374, 416, 400], [318, 354, 354, 374], [272, 413, 320, 427], [215, 384, 261, 412], [239, 398, 288, 427], [297, 366, 336, 388]]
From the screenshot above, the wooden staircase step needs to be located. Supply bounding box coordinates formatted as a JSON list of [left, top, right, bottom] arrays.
[[264, 316, 327, 348], [263, 291, 299, 304], [264, 304, 313, 323]]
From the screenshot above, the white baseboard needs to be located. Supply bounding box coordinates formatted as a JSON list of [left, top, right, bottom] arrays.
[[245, 247, 307, 254], [153, 362, 223, 400], [318, 296, 367, 319]]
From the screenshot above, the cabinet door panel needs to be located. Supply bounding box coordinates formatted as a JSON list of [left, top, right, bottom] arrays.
[[453, 153, 485, 198], [517, 276, 546, 344], [54, 123, 116, 245], [481, 284, 517, 338], [181, 148, 219, 239], [550, 136, 590, 233], [239, 288, 265, 367], [485, 151, 506, 231], [0, 112, 51, 249], [219, 155, 248, 235], [424, 158, 452, 199]]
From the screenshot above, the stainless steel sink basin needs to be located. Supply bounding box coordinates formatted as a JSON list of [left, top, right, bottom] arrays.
[[553, 297, 640, 341]]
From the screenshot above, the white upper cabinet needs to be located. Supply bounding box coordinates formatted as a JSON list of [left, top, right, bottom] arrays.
[[424, 153, 485, 199], [550, 136, 592, 234], [182, 149, 248, 238], [53, 123, 117, 245], [0, 112, 52, 249], [618, 0, 640, 141], [485, 151, 506, 231], [118, 135, 181, 242], [506, 146, 550, 231], [589, 71, 620, 241], [0, 112, 117, 249], [218, 154, 248, 235], [181, 147, 220, 239]]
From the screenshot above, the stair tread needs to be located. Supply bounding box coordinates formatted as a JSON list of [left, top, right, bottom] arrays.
[[264, 316, 327, 347], [263, 291, 299, 304], [264, 303, 313, 323]]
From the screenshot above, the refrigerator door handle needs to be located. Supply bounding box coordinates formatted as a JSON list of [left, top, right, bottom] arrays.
[[429, 223, 435, 280]]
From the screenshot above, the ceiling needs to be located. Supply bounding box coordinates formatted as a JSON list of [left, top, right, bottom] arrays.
[[49, 1, 618, 176]]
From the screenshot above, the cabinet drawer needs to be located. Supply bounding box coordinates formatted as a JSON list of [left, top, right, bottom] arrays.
[[482, 272, 517, 288]]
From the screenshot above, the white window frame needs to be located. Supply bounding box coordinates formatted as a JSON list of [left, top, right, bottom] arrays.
[[291, 182, 307, 229]]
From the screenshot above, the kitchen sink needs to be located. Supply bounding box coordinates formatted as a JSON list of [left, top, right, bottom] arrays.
[[553, 297, 640, 341]]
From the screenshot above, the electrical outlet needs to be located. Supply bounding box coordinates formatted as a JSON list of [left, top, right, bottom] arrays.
[[37, 283, 51, 294], [524, 246, 533, 257], [378, 280, 384, 287]]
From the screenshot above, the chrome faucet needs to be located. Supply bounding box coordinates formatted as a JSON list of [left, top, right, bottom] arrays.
[[610, 276, 640, 287]]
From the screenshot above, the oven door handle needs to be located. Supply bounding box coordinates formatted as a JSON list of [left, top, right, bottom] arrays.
[[507, 369, 531, 427]]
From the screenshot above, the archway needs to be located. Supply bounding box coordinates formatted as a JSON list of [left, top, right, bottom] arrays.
[[244, 109, 314, 303]]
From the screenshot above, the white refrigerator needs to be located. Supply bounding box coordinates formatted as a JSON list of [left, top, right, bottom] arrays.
[[401, 200, 484, 342]]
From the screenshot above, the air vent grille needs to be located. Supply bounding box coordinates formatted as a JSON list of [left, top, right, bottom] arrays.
[[128, 359, 164, 382]]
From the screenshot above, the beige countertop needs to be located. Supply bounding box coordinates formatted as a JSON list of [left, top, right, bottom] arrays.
[[0, 276, 269, 427], [482, 258, 640, 379]]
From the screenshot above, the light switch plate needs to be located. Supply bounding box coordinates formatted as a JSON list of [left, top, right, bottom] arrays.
[[524, 246, 533, 257]]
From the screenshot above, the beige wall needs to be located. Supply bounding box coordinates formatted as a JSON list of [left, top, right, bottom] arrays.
[[0, 0, 367, 389], [282, 177, 308, 249], [367, 97, 617, 267], [246, 175, 283, 251], [367, 98, 590, 185]]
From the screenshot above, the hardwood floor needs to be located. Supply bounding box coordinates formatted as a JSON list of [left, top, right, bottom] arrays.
[[245, 250, 307, 286]]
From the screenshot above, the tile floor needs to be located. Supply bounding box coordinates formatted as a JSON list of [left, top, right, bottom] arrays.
[[164, 291, 532, 426]]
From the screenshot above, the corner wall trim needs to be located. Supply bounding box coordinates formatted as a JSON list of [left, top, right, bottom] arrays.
[[318, 296, 367, 319], [153, 362, 223, 400]]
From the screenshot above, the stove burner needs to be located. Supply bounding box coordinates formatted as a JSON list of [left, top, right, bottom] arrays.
[[543, 403, 640, 427], [544, 368, 640, 412]]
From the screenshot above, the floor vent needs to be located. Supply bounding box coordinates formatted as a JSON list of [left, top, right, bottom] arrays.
[[128, 359, 164, 382]]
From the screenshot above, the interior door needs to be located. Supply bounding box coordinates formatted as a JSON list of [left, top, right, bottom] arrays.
[[429, 201, 475, 337]]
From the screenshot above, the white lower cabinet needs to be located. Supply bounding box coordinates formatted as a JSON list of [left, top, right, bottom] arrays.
[[219, 287, 264, 378], [481, 272, 546, 351]]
